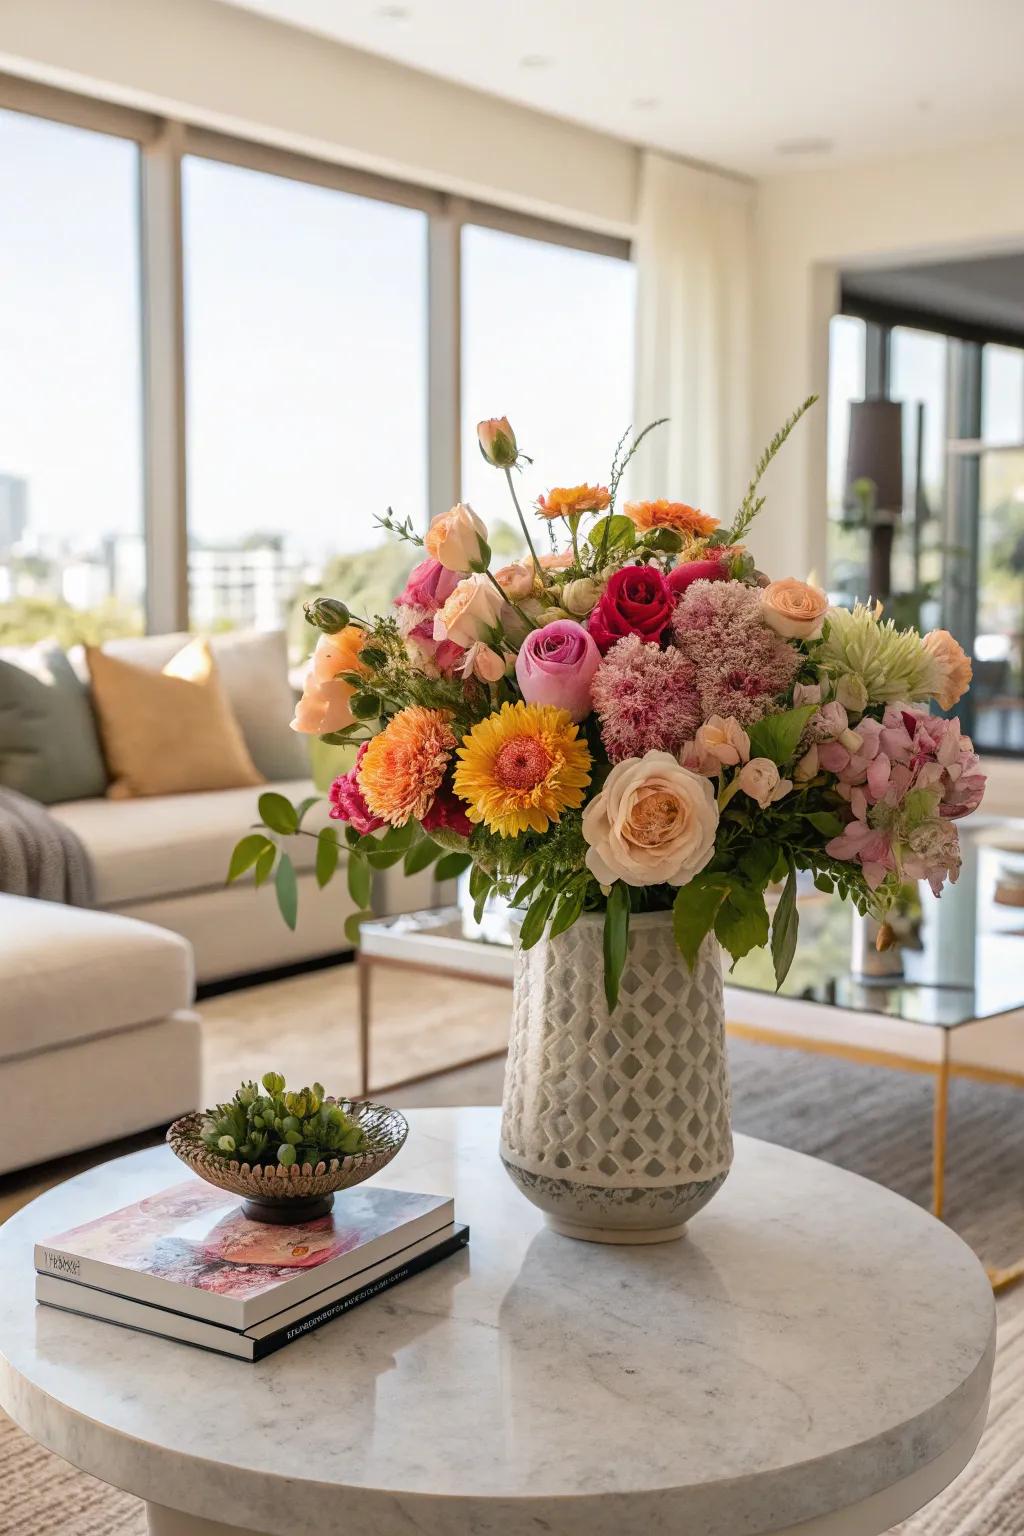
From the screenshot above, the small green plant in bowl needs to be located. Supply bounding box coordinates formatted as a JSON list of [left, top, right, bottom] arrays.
[[168, 1072, 408, 1223], [201, 1071, 368, 1169]]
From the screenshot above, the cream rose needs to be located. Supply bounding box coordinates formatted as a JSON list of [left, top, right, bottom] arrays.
[[424, 501, 488, 573], [736, 756, 793, 808], [923, 629, 973, 711], [433, 574, 509, 648], [761, 578, 828, 640], [694, 715, 750, 768], [582, 752, 719, 888]]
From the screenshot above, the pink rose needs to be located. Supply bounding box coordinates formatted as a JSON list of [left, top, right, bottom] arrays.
[[395, 557, 460, 615], [328, 744, 385, 836], [494, 560, 535, 601], [515, 619, 600, 722], [667, 558, 730, 595], [460, 642, 507, 683], [736, 757, 793, 808], [588, 566, 674, 653], [694, 715, 750, 768]]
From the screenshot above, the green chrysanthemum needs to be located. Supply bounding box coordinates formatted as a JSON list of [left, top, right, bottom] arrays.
[[817, 603, 940, 706]]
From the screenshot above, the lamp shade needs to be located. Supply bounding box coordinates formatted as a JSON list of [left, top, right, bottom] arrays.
[[845, 399, 904, 515]]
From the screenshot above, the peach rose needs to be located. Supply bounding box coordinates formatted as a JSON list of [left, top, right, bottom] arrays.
[[761, 578, 829, 641], [424, 502, 489, 573], [539, 550, 574, 570], [923, 629, 973, 711], [582, 751, 719, 888], [433, 574, 510, 649], [460, 642, 507, 683], [694, 715, 750, 768], [494, 559, 535, 601], [477, 416, 518, 468], [736, 757, 793, 808], [291, 626, 365, 734]]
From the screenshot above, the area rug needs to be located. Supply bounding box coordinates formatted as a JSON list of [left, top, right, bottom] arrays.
[[1, 1034, 1022, 1535]]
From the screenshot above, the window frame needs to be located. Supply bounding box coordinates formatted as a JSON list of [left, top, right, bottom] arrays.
[[0, 71, 632, 638]]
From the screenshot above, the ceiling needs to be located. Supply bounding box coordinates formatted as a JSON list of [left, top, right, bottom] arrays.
[[844, 253, 1024, 339], [218, 0, 1024, 176]]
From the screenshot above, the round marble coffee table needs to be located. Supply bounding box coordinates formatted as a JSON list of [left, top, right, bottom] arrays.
[[0, 1108, 994, 1536]]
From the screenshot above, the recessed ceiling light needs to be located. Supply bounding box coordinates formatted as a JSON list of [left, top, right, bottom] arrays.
[[376, 4, 410, 19], [917, 98, 932, 113], [630, 96, 660, 111], [775, 136, 834, 157], [519, 54, 551, 69]]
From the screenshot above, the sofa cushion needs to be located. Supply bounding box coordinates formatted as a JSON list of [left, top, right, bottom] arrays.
[[0, 895, 194, 1063], [87, 630, 309, 783], [50, 779, 331, 907], [87, 638, 265, 799], [0, 641, 107, 803]]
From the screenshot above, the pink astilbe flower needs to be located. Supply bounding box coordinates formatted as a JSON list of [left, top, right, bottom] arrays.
[[591, 634, 702, 763], [672, 579, 801, 727]]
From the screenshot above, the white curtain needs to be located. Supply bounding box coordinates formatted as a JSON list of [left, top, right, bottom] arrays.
[[633, 151, 754, 521]]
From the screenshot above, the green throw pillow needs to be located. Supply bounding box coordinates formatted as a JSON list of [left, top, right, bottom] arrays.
[[0, 641, 108, 803]]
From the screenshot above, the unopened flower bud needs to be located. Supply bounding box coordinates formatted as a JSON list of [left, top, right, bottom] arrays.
[[562, 577, 604, 617], [304, 597, 351, 634], [794, 744, 819, 782], [477, 416, 518, 468]]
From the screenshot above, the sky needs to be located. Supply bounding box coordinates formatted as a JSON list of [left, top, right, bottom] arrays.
[[0, 105, 636, 573]]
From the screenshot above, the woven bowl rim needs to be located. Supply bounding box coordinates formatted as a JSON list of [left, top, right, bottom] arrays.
[[166, 1098, 408, 1197]]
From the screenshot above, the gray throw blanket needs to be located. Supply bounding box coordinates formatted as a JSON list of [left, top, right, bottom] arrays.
[[0, 787, 96, 906]]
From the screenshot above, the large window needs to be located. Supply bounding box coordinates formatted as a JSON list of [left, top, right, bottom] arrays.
[[461, 225, 636, 553], [0, 107, 144, 645], [182, 156, 429, 635]]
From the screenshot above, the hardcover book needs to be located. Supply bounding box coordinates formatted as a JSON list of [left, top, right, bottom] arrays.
[[35, 1178, 455, 1330]]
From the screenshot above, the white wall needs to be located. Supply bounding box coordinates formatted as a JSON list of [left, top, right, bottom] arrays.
[[0, 0, 637, 235], [751, 134, 1024, 579]]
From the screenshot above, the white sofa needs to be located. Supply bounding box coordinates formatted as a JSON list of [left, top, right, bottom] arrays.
[[0, 895, 200, 1174]]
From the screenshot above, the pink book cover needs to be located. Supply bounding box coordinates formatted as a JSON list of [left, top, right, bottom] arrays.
[[36, 1179, 453, 1328]]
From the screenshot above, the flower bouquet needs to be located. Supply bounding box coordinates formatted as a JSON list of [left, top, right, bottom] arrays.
[[230, 401, 984, 1241]]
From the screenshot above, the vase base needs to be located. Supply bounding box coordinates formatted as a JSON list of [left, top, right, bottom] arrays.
[[546, 1215, 688, 1245]]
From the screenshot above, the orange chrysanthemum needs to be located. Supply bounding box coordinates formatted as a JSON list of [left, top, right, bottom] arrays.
[[358, 706, 457, 827], [535, 484, 611, 520], [624, 500, 718, 538], [453, 701, 591, 838]]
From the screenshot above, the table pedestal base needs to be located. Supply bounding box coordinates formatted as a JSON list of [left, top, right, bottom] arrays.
[[147, 1505, 270, 1536]]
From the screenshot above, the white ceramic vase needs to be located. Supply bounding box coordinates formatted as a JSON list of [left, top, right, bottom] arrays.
[[500, 912, 733, 1244]]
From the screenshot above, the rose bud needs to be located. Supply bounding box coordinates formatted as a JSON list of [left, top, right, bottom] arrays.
[[666, 558, 730, 596], [304, 597, 351, 633], [477, 416, 519, 468]]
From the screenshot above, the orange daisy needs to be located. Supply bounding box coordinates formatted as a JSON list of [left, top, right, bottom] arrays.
[[358, 706, 457, 827], [535, 484, 611, 520], [624, 500, 718, 538]]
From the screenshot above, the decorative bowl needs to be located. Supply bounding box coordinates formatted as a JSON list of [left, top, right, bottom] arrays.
[[166, 1099, 408, 1223]]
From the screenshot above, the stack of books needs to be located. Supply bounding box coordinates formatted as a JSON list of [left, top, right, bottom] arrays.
[[35, 1177, 468, 1360]]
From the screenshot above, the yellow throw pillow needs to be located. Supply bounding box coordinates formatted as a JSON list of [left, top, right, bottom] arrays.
[[86, 637, 265, 799]]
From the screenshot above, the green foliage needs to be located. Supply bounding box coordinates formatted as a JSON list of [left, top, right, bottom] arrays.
[[608, 418, 669, 507], [588, 515, 635, 555], [258, 792, 299, 836], [770, 859, 799, 989], [746, 704, 817, 766], [227, 834, 274, 883], [0, 595, 143, 648], [200, 1072, 368, 1168], [315, 826, 340, 888], [673, 875, 730, 968], [727, 395, 818, 544], [275, 853, 298, 930]]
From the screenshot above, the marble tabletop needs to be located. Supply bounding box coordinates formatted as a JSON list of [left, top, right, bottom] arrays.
[[0, 1108, 995, 1536]]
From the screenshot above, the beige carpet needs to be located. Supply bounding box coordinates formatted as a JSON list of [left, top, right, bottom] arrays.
[[1, 965, 1022, 1535]]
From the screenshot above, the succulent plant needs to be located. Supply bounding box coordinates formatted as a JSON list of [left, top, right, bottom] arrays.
[[199, 1072, 368, 1169]]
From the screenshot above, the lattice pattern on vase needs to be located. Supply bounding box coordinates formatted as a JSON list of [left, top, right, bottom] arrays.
[[500, 914, 732, 1190]]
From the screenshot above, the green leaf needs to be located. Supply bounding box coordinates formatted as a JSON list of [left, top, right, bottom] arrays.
[[344, 910, 371, 946], [253, 843, 276, 887], [363, 846, 408, 869], [349, 693, 381, 720], [377, 822, 416, 852], [813, 870, 835, 893], [641, 526, 683, 553], [343, 825, 362, 847], [549, 884, 586, 938], [511, 872, 543, 908], [294, 795, 321, 827], [746, 704, 817, 766], [715, 885, 770, 964], [315, 826, 339, 888], [435, 852, 473, 882], [603, 884, 631, 1011], [319, 727, 366, 746], [404, 837, 441, 876], [227, 833, 274, 884], [275, 853, 298, 931], [358, 646, 388, 669], [802, 810, 845, 837], [739, 842, 777, 887], [673, 876, 730, 969], [520, 889, 556, 950], [469, 862, 493, 923], [770, 860, 799, 990], [347, 852, 372, 909], [258, 791, 299, 836], [588, 514, 635, 554]]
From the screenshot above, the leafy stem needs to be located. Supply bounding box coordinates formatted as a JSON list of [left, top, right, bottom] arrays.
[[503, 467, 544, 579], [727, 395, 818, 544]]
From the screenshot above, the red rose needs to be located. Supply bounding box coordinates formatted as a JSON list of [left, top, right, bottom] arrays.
[[587, 565, 674, 653], [667, 557, 730, 595]]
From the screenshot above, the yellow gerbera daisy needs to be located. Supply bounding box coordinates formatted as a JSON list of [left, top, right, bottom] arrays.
[[453, 701, 591, 838]]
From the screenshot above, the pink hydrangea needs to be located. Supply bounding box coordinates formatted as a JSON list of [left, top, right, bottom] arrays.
[[591, 634, 703, 763], [672, 579, 801, 727], [328, 744, 385, 835]]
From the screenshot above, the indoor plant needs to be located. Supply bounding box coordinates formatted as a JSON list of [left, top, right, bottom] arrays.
[[230, 406, 984, 1241]]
